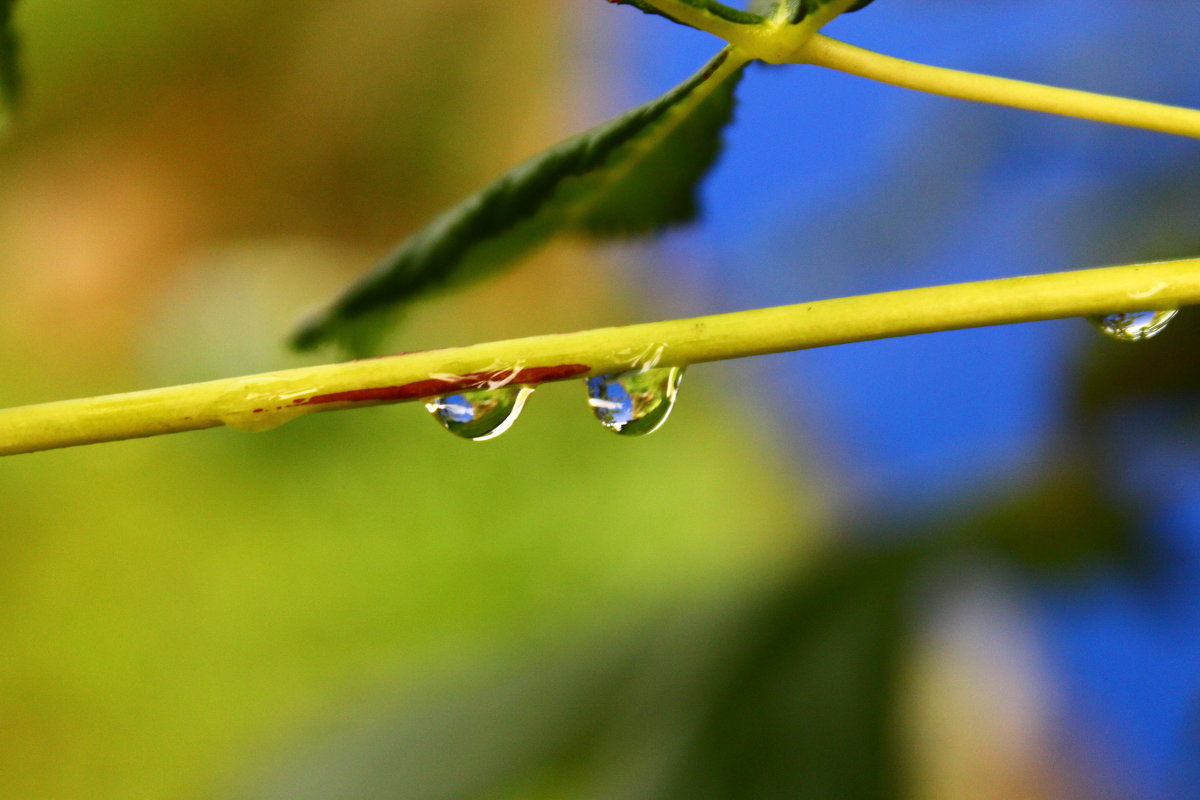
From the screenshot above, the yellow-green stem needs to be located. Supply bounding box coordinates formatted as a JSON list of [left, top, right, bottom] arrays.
[[799, 35, 1200, 139], [2, 258, 1199, 456]]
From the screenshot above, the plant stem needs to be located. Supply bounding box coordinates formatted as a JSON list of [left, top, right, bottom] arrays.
[[623, 0, 863, 64], [799, 35, 1200, 139], [3, 259, 1199, 457]]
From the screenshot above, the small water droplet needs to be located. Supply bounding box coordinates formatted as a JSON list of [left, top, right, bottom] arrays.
[[586, 367, 684, 437], [1091, 309, 1178, 342], [425, 386, 534, 441], [215, 379, 314, 432], [220, 408, 306, 432]]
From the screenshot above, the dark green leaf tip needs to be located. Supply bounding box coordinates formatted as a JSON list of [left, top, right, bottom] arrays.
[[611, 0, 765, 27], [0, 0, 20, 120]]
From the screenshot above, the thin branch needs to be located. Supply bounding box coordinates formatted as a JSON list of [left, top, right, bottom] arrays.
[[611, 0, 1200, 136], [2, 258, 1199, 456], [798, 34, 1200, 139]]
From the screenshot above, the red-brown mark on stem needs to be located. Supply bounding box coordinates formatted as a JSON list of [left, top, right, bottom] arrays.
[[298, 364, 591, 407]]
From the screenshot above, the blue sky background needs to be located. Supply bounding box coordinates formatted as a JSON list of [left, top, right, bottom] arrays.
[[590, 2, 1200, 797]]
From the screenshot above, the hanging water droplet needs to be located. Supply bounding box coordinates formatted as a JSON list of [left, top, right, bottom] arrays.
[[1091, 309, 1178, 342], [221, 409, 305, 433], [586, 367, 684, 437], [215, 379, 315, 433], [425, 386, 534, 441]]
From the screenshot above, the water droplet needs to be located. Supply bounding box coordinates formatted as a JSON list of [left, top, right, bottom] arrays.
[[586, 367, 684, 437], [1091, 309, 1178, 342], [221, 409, 305, 433], [425, 386, 534, 441], [215, 379, 315, 432]]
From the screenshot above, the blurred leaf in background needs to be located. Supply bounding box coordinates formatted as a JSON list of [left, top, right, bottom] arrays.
[[0, 0, 19, 133], [226, 456, 1146, 800]]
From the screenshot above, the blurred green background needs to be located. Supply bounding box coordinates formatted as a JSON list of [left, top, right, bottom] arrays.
[[0, 3, 819, 797], [0, 2, 1193, 799]]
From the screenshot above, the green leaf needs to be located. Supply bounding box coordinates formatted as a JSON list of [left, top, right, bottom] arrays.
[[0, 0, 19, 131], [958, 467, 1144, 579], [291, 49, 747, 354], [616, 0, 765, 26], [651, 551, 916, 800], [751, 0, 877, 24]]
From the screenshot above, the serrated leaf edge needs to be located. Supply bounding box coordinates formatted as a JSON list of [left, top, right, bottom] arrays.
[[291, 48, 748, 353]]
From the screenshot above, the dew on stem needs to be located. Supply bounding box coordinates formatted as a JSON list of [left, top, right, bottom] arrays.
[[1090, 309, 1178, 342], [585, 367, 684, 437], [425, 386, 534, 441], [221, 409, 307, 433], [217, 380, 316, 432]]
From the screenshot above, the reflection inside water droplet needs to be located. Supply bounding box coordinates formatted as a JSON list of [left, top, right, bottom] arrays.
[[1091, 309, 1178, 342], [586, 367, 684, 437], [425, 386, 534, 441]]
